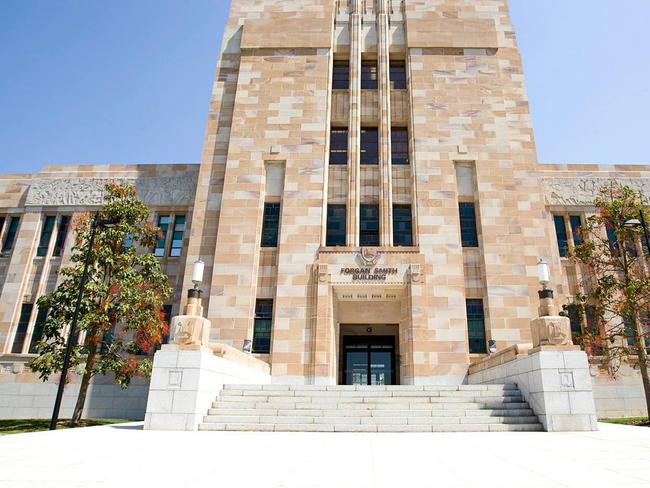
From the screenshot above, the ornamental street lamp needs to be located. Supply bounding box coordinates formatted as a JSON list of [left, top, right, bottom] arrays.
[[50, 211, 119, 430]]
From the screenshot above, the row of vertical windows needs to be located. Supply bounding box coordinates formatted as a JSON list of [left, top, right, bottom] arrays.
[[331, 61, 406, 90], [253, 299, 273, 353], [553, 214, 583, 258], [155, 214, 186, 257], [1, 216, 20, 255], [329, 127, 409, 165], [326, 204, 413, 247]]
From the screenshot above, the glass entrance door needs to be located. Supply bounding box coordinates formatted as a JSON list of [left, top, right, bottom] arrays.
[[343, 336, 396, 385]]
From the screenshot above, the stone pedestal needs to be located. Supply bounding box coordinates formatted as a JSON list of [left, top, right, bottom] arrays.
[[468, 349, 598, 431], [143, 344, 271, 431]]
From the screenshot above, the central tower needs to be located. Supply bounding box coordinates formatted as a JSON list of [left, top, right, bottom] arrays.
[[181, 0, 554, 385]]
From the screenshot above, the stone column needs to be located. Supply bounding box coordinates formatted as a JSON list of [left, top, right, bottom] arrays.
[[347, 0, 362, 246], [311, 263, 336, 385], [377, 0, 393, 246]]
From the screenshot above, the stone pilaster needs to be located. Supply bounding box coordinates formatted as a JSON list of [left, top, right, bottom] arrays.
[[347, 0, 362, 247]]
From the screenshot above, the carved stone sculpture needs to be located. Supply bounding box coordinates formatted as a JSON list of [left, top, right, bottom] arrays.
[[530, 316, 573, 348], [171, 292, 210, 347]]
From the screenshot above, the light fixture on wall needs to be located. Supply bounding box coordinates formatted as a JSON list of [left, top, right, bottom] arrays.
[[243, 339, 252, 354], [192, 259, 205, 291], [537, 258, 550, 291], [488, 340, 497, 354]]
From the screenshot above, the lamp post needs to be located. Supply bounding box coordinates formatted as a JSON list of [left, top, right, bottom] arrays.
[[50, 211, 118, 430], [536, 258, 556, 316], [624, 210, 650, 256]]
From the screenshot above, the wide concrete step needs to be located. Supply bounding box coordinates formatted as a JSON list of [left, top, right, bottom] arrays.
[[198, 422, 544, 432], [212, 400, 530, 410], [202, 414, 540, 425], [222, 384, 518, 392], [219, 390, 522, 399], [207, 408, 535, 417]]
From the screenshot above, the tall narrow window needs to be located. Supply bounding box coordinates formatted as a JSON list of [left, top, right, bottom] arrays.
[[391, 128, 409, 165], [360, 128, 379, 165], [569, 215, 583, 247], [326, 205, 346, 247], [0, 217, 4, 244], [1, 216, 20, 255], [393, 205, 413, 246], [52, 216, 70, 257], [329, 128, 348, 165], [261, 203, 280, 247], [11, 303, 33, 354], [466, 299, 487, 354], [36, 216, 56, 257], [360, 204, 380, 246], [332, 61, 349, 89], [361, 61, 378, 89], [28, 306, 48, 354], [566, 304, 583, 339], [459, 202, 479, 248], [169, 215, 186, 257], [162, 304, 173, 345], [389, 61, 407, 89], [553, 215, 569, 257], [253, 299, 273, 353], [606, 225, 619, 256], [155, 215, 170, 257]]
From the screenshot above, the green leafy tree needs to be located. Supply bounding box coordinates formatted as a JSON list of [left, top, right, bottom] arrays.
[[570, 182, 650, 418], [29, 183, 172, 425]]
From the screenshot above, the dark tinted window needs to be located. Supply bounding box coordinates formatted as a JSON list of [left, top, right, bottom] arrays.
[[326, 205, 346, 247], [155, 215, 170, 257], [28, 306, 48, 354], [170, 215, 186, 257], [459, 202, 479, 247], [253, 299, 273, 353], [37, 216, 56, 257], [332, 62, 349, 89], [569, 215, 582, 246], [390, 62, 407, 89], [393, 205, 413, 246], [261, 203, 280, 247], [360, 128, 379, 165], [2, 216, 20, 254], [466, 299, 487, 354], [361, 62, 378, 89], [360, 204, 380, 246], [330, 129, 348, 165], [53, 216, 70, 257], [391, 128, 409, 165], [12, 303, 33, 353], [553, 215, 568, 257]]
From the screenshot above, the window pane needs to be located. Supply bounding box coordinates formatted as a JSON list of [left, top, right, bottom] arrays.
[[569, 215, 582, 247], [361, 62, 378, 89], [360, 204, 380, 246], [162, 305, 173, 345], [169, 215, 186, 257], [391, 128, 409, 165], [332, 62, 349, 89], [37, 216, 57, 257], [329, 128, 348, 165], [566, 304, 582, 339], [393, 205, 412, 246], [360, 128, 378, 165], [466, 299, 487, 354], [553, 215, 569, 257], [28, 306, 48, 353], [606, 225, 619, 256], [390, 62, 407, 89], [155, 216, 170, 257], [253, 299, 273, 353], [53, 215, 70, 257], [326, 205, 346, 247], [261, 203, 280, 247], [12, 303, 33, 353], [459, 202, 479, 247], [2, 216, 20, 254]]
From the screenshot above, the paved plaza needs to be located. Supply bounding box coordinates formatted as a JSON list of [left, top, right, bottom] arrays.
[[0, 422, 648, 488]]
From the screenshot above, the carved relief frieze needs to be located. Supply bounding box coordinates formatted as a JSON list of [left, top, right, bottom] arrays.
[[25, 174, 197, 207], [542, 177, 650, 206]]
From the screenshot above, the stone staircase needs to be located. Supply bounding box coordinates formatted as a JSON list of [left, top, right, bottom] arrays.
[[199, 383, 543, 432]]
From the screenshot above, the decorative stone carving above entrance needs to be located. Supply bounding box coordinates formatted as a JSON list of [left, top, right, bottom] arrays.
[[541, 177, 650, 206]]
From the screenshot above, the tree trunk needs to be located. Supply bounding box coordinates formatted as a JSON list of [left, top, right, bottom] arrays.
[[633, 314, 650, 419], [71, 343, 98, 426]]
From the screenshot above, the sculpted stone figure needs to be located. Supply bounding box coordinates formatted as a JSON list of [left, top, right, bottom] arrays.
[[171, 291, 210, 347]]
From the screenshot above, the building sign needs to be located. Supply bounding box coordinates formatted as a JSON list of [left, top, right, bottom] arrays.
[[341, 267, 398, 281]]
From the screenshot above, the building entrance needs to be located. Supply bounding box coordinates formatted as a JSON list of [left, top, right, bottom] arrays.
[[342, 335, 396, 386]]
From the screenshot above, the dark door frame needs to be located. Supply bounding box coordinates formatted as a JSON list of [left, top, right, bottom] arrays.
[[341, 335, 397, 385]]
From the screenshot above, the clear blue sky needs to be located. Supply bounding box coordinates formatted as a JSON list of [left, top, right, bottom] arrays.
[[0, 0, 649, 174]]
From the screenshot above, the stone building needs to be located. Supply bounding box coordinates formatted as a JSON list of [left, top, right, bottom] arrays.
[[1, 0, 648, 420]]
